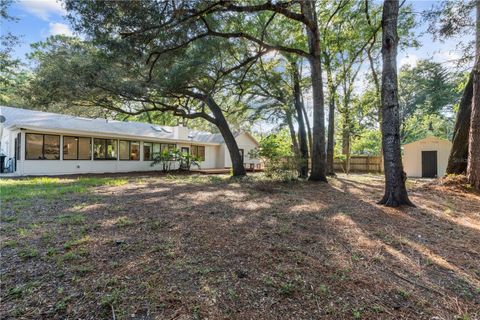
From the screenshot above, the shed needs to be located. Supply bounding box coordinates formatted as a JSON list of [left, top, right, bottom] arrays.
[[402, 136, 452, 178]]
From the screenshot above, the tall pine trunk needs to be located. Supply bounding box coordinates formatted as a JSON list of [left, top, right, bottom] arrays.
[[378, 0, 414, 207], [327, 95, 336, 175], [300, 95, 313, 154], [286, 111, 300, 159], [292, 62, 309, 178], [302, 0, 327, 182], [467, 0, 480, 189], [325, 53, 336, 176], [446, 73, 473, 174]]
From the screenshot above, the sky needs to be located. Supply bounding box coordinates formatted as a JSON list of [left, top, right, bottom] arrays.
[[2, 0, 472, 69]]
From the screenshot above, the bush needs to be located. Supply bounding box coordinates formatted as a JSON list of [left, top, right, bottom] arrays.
[[251, 132, 299, 181], [151, 148, 201, 172]]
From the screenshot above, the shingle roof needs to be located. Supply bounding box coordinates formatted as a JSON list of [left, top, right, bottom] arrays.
[[0, 106, 225, 144]]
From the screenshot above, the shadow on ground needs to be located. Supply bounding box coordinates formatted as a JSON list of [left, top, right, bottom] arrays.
[[0, 173, 479, 319]]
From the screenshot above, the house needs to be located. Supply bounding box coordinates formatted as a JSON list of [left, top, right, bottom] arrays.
[[0, 106, 260, 176], [402, 136, 452, 178]]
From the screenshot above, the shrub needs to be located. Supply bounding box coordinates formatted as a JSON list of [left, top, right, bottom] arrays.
[[151, 148, 201, 172], [250, 132, 299, 181]]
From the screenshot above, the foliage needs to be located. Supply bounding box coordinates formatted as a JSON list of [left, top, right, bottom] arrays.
[[0, 0, 25, 106], [351, 130, 382, 155], [250, 131, 298, 181], [151, 149, 201, 173], [398, 60, 462, 143], [423, 0, 476, 64]]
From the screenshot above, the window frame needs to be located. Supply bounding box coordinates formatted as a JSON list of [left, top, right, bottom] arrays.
[[119, 140, 140, 161], [25, 133, 61, 160], [191, 145, 206, 161], [93, 138, 118, 160], [143, 142, 153, 161], [63, 136, 92, 160]]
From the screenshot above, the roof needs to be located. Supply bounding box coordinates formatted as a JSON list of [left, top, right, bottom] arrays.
[[402, 136, 452, 147], [0, 106, 255, 145]]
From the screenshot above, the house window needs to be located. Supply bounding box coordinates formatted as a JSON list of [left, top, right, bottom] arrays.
[[25, 133, 60, 160], [153, 143, 161, 156], [131, 141, 140, 160], [119, 140, 140, 160], [161, 143, 176, 152], [63, 136, 91, 160], [148, 143, 176, 159], [93, 138, 117, 160], [191, 145, 205, 161], [144, 142, 153, 161]]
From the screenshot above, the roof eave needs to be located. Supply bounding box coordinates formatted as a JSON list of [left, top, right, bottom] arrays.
[[7, 124, 222, 145]]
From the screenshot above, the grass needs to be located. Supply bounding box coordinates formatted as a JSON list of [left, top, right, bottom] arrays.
[[0, 176, 128, 203], [57, 213, 86, 225], [1, 173, 479, 319]]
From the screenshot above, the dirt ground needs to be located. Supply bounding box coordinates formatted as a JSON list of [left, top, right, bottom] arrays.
[[0, 173, 479, 319]]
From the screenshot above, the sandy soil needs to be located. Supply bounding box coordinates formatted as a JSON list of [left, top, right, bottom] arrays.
[[0, 173, 479, 319]]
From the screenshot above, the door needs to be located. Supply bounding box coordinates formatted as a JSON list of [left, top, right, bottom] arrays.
[[421, 151, 437, 178]]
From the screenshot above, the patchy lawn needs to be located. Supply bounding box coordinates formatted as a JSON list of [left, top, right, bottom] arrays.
[[0, 173, 479, 319]]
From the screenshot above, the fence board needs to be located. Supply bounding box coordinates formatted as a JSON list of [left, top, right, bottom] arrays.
[[334, 156, 383, 173]]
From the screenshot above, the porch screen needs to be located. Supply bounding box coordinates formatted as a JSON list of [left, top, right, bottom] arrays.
[[64, 137, 91, 160], [25, 133, 60, 160], [94, 138, 117, 160]]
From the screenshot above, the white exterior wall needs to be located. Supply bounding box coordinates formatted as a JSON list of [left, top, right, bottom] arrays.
[[223, 133, 260, 168], [6, 130, 221, 176], [403, 137, 452, 178]]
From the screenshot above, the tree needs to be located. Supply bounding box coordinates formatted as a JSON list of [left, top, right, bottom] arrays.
[[0, 0, 26, 107], [378, 0, 414, 207], [447, 73, 473, 174], [243, 54, 308, 178], [65, 0, 330, 181], [27, 35, 250, 176], [423, 0, 477, 178], [467, 0, 480, 189], [290, 60, 309, 178], [398, 60, 461, 144]]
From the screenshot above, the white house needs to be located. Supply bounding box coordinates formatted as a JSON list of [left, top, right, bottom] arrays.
[[402, 136, 452, 178], [0, 106, 260, 176]]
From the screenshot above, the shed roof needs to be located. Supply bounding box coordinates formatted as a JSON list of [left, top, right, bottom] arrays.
[[402, 136, 452, 147]]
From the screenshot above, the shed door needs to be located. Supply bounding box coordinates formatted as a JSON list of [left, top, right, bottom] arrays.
[[421, 151, 437, 178]]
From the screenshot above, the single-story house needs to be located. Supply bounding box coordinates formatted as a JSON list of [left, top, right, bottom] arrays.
[[0, 106, 260, 176], [402, 136, 452, 178]]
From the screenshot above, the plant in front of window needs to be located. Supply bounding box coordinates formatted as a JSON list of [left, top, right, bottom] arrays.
[[179, 153, 201, 171], [151, 149, 177, 173]]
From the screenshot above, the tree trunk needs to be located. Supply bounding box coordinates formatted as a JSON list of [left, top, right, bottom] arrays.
[[292, 62, 309, 178], [302, 0, 327, 182], [286, 111, 300, 158], [446, 73, 473, 174], [327, 95, 336, 175], [467, 0, 480, 189], [342, 121, 351, 174], [300, 94, 313, 154], [378, 0, 414, 207], [205, 96, 246, 177], [324, 53, 336, 176]]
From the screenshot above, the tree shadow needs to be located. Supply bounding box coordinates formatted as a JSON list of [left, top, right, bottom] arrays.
[[1, 174, 479, 319]]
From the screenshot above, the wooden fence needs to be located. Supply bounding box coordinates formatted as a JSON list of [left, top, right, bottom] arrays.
[[334, 155, 383, 173]]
